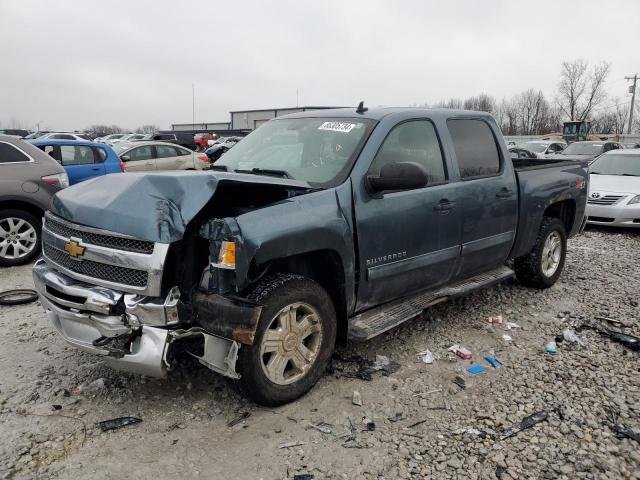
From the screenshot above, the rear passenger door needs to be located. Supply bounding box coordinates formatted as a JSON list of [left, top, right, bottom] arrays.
[[154, 145, 188, 170], [447, 118, 517, 278], [57, 145, 105, 184], [123, 145, 155, 171]]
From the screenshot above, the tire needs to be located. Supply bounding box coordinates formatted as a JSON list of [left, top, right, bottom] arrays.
[[236, 273, 337, 406], [0, 289, 38, 306], [514, 217, 567, 289], [0, 209, 42, 267]]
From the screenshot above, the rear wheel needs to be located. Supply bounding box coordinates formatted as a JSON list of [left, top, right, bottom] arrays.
[[514, 217, 567, 289], [236, 274, 336, 406], [0, 210, 41, 267]]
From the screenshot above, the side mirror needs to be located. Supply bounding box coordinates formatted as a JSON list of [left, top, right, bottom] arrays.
[[121, 154, 131, 162], [367, 161, 428, 193]]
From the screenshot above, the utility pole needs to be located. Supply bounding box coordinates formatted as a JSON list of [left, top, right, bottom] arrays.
[[626, 74, 638, 134], [192, 83, 195, 131]]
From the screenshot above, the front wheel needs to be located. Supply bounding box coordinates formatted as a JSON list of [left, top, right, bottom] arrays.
[[514, 217, 567, 289], [236, 274, 336, 406]]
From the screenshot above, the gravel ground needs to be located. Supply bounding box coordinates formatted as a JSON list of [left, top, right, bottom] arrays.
[[0, 226, 638, 480]]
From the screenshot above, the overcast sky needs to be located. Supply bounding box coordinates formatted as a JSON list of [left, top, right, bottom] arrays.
[[1, 0, 638, 131]]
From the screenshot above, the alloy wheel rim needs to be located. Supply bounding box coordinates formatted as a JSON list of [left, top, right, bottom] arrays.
[[541, 231, 562, 277], [259, 302, 323, 385], [0, 218, 37, 260]]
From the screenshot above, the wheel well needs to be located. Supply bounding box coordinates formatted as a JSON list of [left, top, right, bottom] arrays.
[[543, 200, 575, 234], [265, 250, 348, 343], [0, 200, 44, 219]]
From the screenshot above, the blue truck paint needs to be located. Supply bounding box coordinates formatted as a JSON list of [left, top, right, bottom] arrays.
[[31, 139, 122, 185], [40, 107, 588, 339]]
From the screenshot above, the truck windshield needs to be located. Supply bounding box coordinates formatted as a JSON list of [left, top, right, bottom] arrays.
[[216, 117, 374, 185], [590, 154, 640, 176], [561, 143, 602, 155]]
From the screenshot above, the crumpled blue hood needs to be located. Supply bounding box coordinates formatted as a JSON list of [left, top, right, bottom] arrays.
[[50, 171, 310, 243]]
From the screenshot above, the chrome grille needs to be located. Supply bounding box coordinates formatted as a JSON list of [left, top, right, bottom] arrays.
[[587, 195, 626, 205], [43, 244, 148, 288], [45, 216, 154, 254]]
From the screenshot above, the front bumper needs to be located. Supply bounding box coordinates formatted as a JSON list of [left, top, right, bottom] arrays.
[[32, 259, 243, 379], [586, 203, 640, 228], [33, 259, 170, 377]]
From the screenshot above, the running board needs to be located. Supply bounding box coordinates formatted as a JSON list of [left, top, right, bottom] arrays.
[[348, 266, 514, 342]]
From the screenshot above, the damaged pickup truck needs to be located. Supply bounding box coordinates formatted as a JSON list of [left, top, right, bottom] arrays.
[[33, 107, 588, 405]]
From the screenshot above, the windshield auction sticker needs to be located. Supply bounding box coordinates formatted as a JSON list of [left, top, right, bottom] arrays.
[[318, 122, 356, 133]]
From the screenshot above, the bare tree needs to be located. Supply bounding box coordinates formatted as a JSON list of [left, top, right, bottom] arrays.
[[463, 93, 495, 113], [557, 59, 610, 121], [135, 124, 160, 134], [85, 124, 126, 136]]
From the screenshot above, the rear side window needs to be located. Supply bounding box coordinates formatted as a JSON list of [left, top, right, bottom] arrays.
[[59, 145, 96, 165], [156, 145, 177, 158], [128, 146, 152, 161], [447, 119, 501, 179], [93, 147, 107, 162], [0, 142, 30, 163], [177, 147, 191, 156]]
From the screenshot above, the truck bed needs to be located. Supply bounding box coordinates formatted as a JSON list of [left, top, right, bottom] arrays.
[[512, 158, 583, 171]]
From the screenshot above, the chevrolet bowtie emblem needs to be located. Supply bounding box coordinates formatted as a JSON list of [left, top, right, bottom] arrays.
[[64, 239, 86, 258]]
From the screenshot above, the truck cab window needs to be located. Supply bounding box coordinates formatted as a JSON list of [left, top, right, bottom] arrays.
[[370, 120, 446, 184], [447, 119, 500, 179]]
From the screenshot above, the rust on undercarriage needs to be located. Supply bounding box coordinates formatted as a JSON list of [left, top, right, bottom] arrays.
[[191, 291, 262, 345]]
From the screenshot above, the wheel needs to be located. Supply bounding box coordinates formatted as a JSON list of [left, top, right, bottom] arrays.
[[236, 273, 336, 406], [0, 210, 42, 267], [514, 217, 567, 289]]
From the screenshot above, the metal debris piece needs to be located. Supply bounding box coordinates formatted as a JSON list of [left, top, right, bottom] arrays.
[[278, 440, 306, 449], [417, 349, 434, 364], [51, 404, 62, 411], [388, 413, 403, 423], [308, 422, 332, 434], [97, 416, 142, 432], [227, 411, 250, 427], [467, 364, 486, 376], [453, 375, 467, 389], [406, 418, 428, 429], [594, 316, 630, 327], [293, 475, 314, 480], [352, 390, 362, 406], [484, 355, 502, 368], [500, 411, 548, 440], [448, 344, 472, 359]]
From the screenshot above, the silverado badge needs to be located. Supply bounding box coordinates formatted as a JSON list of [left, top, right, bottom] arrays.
[[64, 238, 86, 259]]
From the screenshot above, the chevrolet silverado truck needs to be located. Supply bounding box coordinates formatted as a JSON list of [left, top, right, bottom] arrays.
[[32, 107, 587, 405]]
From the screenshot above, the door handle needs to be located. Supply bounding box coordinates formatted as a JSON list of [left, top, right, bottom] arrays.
[[433, 199, 456, 211], [496, 188, 514, 198], [91, 167, 100, 171]]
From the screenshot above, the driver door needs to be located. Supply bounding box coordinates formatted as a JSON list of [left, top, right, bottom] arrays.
[[353, 119, 462, 309]]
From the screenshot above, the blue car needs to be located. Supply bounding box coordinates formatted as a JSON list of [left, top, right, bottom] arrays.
[[31, 139, 123, 185]]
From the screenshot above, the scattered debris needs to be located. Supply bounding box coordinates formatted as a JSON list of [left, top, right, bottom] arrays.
[[293, 475, 314, 480], [504, 322, 519, 331], [453, 375, 467, 389], [227, 411, 250, 427], [562, 328, 583, 345], [595, 316, 631, 328], [406, 418, 429, 429], [387, 413, 403, 423], [0, 288, 38, 306], [545, 341, 557, 354], [337, 353, 401, 381], [448, 344, 472, 359], [484, 355, 502, 368], [51, 404, 62, 410], [308, 422, 332, 434], [413, 388, 443, 398], [417, 349, 434, 364], [365, 421, 376, 431], [97, 416, 142, 432], [278, 440, 306, 449], [502, 334, 513, 342], [578, 324, 639, 351], [606, 408, 640, 444], [467, 364, 486, 376], [352, 390, 362, 406], [500, 411, 548, 440], [341, 438, 367, 449], [488, 315, 503, 324]]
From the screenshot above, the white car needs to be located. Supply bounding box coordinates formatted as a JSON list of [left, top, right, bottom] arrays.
[[521, 141, 566, 158], [118, 141, 210, 171], [97, 133, 128, 145], [37, 132, 91, 141], [586, 150, 640, 228], [110, 133, 146, 145]]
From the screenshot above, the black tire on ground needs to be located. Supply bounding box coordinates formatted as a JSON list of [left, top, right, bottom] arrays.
[[0, 289, 38, 306], [236, 273, 337, 406], [0, 209, 42, 267], [514, 217, 567, 289]]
